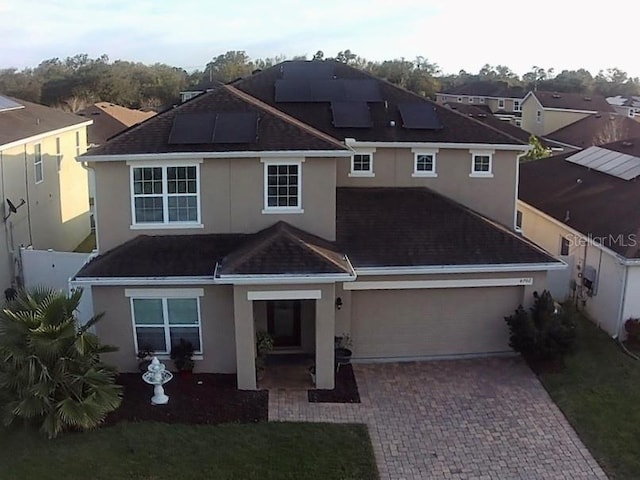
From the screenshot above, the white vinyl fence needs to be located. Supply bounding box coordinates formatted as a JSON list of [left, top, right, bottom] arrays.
[[20, 248, 94, 325]]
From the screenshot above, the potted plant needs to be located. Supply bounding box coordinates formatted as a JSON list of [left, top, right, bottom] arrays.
[[136, 345, 153, 373], [170, 338, 195, 376], [334, 333, 353, 369], [255, 331, 274, 380]]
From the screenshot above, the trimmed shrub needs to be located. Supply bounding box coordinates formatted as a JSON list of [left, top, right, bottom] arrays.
[[625, 318, 640, 344], [505, 290, 577, 360]]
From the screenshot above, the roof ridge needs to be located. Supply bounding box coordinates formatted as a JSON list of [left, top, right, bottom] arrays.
[[220, 224, 282, 272], [280, 225, 348, 272], [224, 84, 348, 151]]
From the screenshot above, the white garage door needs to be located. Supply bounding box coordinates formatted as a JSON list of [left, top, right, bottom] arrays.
[[351, 286, 523, 359]]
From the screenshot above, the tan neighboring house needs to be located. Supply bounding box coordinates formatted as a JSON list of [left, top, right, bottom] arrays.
[[435, 81, 526, 125], [521, 91, 614, 136], [72, 61, 562, 390], [0, 95, 92, 291], [518, 138, 640, 338], [77, 102, 156, 148]]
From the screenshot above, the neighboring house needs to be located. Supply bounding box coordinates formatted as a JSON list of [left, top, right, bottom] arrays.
[[77, 102, 156, 147], [518, 138, 640, 338], [521, 91, 614, 136], [544, 113, 640, 150], [0, 95, 92, 291], [180, 80, 221, 103], [435, 81, 526, 125], [607, 95, 640, 120], [72, 61, 562, 390]]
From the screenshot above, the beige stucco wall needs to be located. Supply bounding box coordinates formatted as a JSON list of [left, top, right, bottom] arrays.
[[336, 147, 519, 227], [91, 284, 237, 373], [92, 156, 338, 252], [521, 96, 590, 136], [518, 200, 625, 336], [0, 127, 90, 290]]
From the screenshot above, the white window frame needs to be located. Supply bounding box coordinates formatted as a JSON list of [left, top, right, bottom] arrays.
[[75, 131, 81, 157], [513, 99, 522, 112], [126, 288, 204, 357], [55, 137, 62, 171], [349, 148, 376, 177], [34, 143, 43, 184], [497, 98, 506, 109], [469, 149, 494, 178], [262, 158, 304, 214], [515, 119, 522, 127], [536, 110, 542, 123], [411, 148, 439, 178], [128, 160, 202, 229], [629, 108, 635, 118]]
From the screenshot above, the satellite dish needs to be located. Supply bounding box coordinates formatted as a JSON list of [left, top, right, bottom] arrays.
[[6, 198, 17, 214]]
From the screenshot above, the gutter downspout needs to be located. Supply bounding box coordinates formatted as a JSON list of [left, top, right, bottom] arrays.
[[615, 265, 629, 340], [80, 161, 98, 253]]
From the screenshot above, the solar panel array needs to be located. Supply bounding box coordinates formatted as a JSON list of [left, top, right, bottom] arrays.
[[331, 102, 371, 128], [282, 62, 334, 79], [566, 146, 640, 180], [168, 112, 258, 145], [275, 79, 382, 103], [397, 103, 442, 129], [0, 95, 25, 113]]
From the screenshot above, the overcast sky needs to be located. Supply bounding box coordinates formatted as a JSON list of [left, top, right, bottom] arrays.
[[2, 0, 639, 78]]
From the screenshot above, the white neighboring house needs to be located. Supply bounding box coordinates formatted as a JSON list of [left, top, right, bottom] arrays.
[[606, 95, 640, 120], [518, 138, 640, 337]]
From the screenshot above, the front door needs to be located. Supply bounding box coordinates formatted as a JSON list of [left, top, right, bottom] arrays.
[[267, 300, 302, 348]]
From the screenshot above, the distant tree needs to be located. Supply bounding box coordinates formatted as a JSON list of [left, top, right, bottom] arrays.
[[312, 50, 324, 61], [205, 51, 253, 83], [523, 66, 554, 91]]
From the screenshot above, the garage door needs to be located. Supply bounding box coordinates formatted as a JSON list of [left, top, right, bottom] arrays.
[[351, 286, 523, 359]]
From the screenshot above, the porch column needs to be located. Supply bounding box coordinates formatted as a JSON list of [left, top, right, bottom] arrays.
[[233, 286, 256, 390], [315, 284, 335, 389]]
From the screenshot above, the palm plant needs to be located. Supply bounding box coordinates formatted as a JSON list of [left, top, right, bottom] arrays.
[[0, 287, 122, 438]]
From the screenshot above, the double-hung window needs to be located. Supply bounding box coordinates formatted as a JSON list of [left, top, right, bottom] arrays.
[[262, 159, 303, 213], [498, 98, 506, 109], [34, 144, 43, 183], [412, 148, 438, 177], [127, 289, 203, 355], [130, 164, 201, 226], [469, 150, 494, 178], [513, 99, 522, 112]]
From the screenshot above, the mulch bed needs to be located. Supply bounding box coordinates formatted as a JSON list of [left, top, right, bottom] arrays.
[[104, 373, 268, 426], [308, 364, 360, 403]]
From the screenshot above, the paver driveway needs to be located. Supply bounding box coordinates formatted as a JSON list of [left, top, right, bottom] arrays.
[[269, 357, 607, 479]]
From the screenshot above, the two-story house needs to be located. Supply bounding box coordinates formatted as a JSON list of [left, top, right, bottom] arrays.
[[607, 95, 640, 120], [521, 91, 614, 137], [0, 95, 92, 292], [435, 81, 526, 125], [73, 61, 563, 390]]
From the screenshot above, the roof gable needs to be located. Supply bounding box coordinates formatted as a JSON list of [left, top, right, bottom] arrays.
[[545, 113, 640, 149]]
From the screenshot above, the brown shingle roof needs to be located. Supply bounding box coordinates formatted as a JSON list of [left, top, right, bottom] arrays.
[[546, 114, 640, 149], [78, 103, 156, 146], [216, 221, 352, 276], [83, 85, 348, 156], [519, 151, 640, 258], [531, 91, 613, 112], [76, 188, 558, 279], [439, 81, 526, 98], [235, 61, 524, 145], [0, 97, 89, 147], [336, 187, 556, 267]]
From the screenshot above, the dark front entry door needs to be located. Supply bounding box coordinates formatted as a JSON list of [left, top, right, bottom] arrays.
[[267, 300, 302, 348]]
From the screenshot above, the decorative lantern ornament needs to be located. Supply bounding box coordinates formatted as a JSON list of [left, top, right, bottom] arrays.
[[142, 357, 173, 405]]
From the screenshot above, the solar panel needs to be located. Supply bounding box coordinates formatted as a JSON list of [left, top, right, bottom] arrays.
[[168, 113, 216, 144], [282, 62, 334, 79], [275, 79, 311, 102], [343, 80, 383, 102], [566, 146, 640, 180], [331, 102, 371, 128], [212, 112, 257, 143], [311, 80, 344, 101], [398, 103, 442, 129], [0, 95, 25, 112]]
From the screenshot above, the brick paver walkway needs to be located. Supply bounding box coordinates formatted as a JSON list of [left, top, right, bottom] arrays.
[[268, 358, 607, 480]]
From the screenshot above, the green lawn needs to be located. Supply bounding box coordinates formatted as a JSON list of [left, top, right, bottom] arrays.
[[538, 315, 640, 479], [0, 422, 378, 480]]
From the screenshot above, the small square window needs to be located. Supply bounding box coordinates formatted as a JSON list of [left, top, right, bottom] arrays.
[[473, 155, 491, 172], [560, 237, 570, 256], [412, 151, 438, 177], [349, 152, 374, 177]]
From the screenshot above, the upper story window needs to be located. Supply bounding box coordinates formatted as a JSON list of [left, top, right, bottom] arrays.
[[55, 137, 62, 170], [560, 236, 570, 256], [34, 144, 43, 184], [513, 99, 522, 112], [629, 108, 636, 118], [469, 150, 494, 178], [497, 98, 506, 109], [263, 159, 303, 214], [349, 150, 375, 177], [127, 288, 203, 356], [75, 131, 81, 157], [536, 110, 542, 123], [412, 149, 438, 177], [130, 164, 201, 227]]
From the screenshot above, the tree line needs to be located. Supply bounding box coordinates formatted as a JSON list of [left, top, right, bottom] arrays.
[[1, 50, 638, 112]]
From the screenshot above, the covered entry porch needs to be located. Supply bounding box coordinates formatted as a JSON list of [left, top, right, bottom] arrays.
[[232, 284, 338, 390]]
